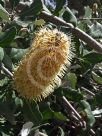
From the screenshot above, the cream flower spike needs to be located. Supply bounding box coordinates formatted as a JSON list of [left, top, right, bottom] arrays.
[[13, 28, 73, 101]]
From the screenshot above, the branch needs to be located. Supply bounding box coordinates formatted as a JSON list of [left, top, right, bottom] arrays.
[[62, 96, 86, 126], [40, 11, 102, 53], [2, 65, 13, 78]]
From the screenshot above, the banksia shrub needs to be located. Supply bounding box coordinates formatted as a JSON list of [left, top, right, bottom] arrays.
[[13, 28, 72, 101]]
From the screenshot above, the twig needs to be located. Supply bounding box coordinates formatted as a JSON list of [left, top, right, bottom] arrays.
[[79, 18, 102, 20], [62, 96, 86, 127], [90, 129, 96, 135], [81, 87, 95, 96], [62, 96, 95, 135], [40, 11, 102, 53], [2, 65, 13, 78]]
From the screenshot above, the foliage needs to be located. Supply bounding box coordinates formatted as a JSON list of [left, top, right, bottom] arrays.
[[0, 0, 102, 136]]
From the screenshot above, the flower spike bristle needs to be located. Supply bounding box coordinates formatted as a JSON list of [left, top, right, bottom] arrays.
[[13, 28, 73, 101]]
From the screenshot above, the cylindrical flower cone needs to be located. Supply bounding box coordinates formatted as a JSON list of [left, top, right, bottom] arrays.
[[13, 28, 72, 101]]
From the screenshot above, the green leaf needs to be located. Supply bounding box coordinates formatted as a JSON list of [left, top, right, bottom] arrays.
[[0, 47, 4, 61], [54, 112, 67, 121], [0, 27, 16, 47], [63, 88, 83, 102], [34, 19, 45, 26], [43, 4, 51, 14], [1, 132, 10, 136], [19, 0, 43, 20], [54, 0, 67, 16], [83, 52, 102, 65], [92, 71, 102, 84], [40, 101, 66, 121], [14, 97, 23, 107], [73, 37, 81, 56], [10, 48, 28, 61], [62, 7, 77, 26], [58, 127, 65, 136], [79, 52, 102, 70], [78, 21, 89, 32], [2, 51, 13, 71], [0, 76, 8, 87], [66, 73, 77, 89], [14, 18, 29, 27], [84, 6, 92, 18], [0, 0, 5, 7], [89, 22, 102, 38], [80, 100, 95, 127], [94, 92, 102, 106], [0, 102, 15, 125], [23, 100, 42, 125], [0, 4, 9, 22], [39, 102, 54, 121], [9, 0, 20, 9]]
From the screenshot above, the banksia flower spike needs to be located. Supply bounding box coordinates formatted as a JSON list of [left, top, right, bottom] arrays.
[[14, 28, 73, 101]]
